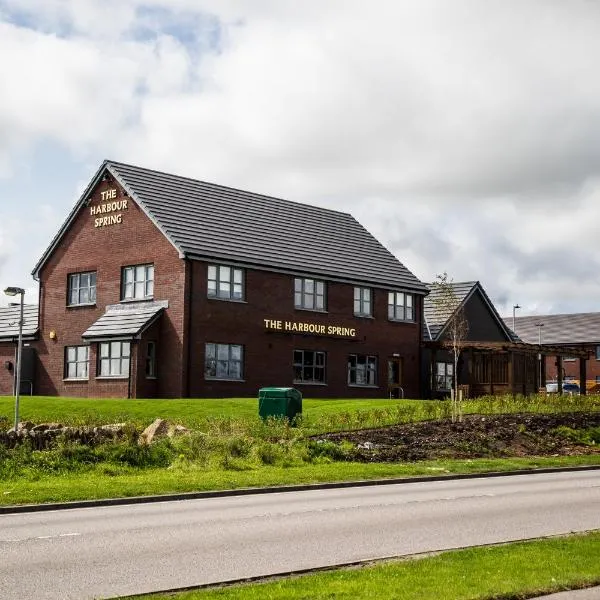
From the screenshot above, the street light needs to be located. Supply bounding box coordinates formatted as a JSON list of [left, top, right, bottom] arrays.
[[512, 304, 521, 335], [535, 322, 544, 389], [4, 286, 25, 430]]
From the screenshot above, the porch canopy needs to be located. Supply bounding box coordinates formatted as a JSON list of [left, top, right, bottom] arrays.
[[424, 340, 590, 397]]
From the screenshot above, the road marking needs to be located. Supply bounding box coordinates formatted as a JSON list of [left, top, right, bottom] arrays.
[[1, 533, 81, 543]]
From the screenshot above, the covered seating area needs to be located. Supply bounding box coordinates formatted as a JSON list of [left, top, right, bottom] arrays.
[[425, 340, 590, 398]]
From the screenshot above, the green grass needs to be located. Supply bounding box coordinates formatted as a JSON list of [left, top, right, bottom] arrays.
[[2, 455, 599, 506], [1, 395, 599, 507], [138, 531, 600, 599]]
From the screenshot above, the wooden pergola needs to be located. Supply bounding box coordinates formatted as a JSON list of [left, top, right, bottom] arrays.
[[424, 340, 590, 397]]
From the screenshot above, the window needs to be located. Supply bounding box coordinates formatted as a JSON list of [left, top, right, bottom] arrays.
[[122, 264, 154, 300], [388, 291, 414, 321], [436, 362, 454, 390], [64, 346, 89, 379], [68, 272, 96, 306], [146, 341, 157, 378], [596, 346, 600, 360], [205, 343, 243, 380], [294, 278, 325, 311], [348, 354, 377, 386], [595, 376, 600, 384], [207, 265, 244, 300], [98, 341, 130, 377], [293, 350, 326, 384], [354, 287, 372, 317]]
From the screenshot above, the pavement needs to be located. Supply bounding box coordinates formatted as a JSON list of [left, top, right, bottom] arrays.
[[539, 588, 600, 599]]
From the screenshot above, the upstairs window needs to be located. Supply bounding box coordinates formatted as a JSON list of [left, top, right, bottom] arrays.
[[122, 264, 154, 301], [354, 287, 372, 317], [388, 291, 414, 322], [68, 272, 96, 306], [294, 278, 326, 311], [207, 265, 244, 300]]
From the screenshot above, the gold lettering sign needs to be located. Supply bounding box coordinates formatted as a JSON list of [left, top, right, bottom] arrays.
[[90, 190, 128, 228], [264, 318, 356, 338]]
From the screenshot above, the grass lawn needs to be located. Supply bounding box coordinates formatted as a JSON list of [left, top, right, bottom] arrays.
[[2, 455, 600, 506], [139, 531, 600, 599], [0, 396, 421, 431]]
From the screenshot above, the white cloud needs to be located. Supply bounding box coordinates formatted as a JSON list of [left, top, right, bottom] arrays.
[[1, 0, 600, 314]]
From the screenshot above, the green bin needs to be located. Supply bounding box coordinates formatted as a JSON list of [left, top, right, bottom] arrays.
[[258, 387, 302, 423]]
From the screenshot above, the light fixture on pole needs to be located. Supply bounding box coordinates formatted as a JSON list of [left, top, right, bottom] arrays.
[[512, 304, 521, 335], [4, 286, 25, 430], [535, 322, 544, 388]]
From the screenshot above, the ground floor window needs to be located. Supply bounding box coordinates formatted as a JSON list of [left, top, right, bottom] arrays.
[[348, 354, 377, 385], [98, 341, 130, 377], [146, 341, 157, 378], [205, 343, 243, 380], [64, 345, 89, 379], [435, 361, 453, 390], [294, 350, 326, 384]]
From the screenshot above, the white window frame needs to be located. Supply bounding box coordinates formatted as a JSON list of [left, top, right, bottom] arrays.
[[98, 341, 131, 377], [348, 354, 377, 386], [207, 265, 244, 300], [68, 272, 96, 306], [64, 345, 89, 380], [353, 287, 372, 317], [388, 291, 414, 321], [205, 343, 243, 380], [435, 361, 454, 391], [294, 278, 326, 311], [122, 264, 154, 301], [293, 349, 327, 384]]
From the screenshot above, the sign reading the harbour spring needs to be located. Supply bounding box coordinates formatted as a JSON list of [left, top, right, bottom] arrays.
[[263, 318, 356, 338], [90, 189, 128, 228]]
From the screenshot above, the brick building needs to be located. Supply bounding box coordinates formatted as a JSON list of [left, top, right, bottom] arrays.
[[28, 160, 428, 399]]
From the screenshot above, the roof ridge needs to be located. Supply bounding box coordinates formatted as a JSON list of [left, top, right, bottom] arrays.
[[106, 159, 353, 219]]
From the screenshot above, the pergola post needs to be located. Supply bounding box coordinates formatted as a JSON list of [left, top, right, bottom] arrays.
[[508, 351, 515, 396], [430, 347, 437, 399], [556, 355, 563, 394], [579, 353, 587, 396]]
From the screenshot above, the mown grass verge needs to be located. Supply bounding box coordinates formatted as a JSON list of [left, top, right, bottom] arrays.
[[138, 531, 600, 600], [2, 455, 600, 506]]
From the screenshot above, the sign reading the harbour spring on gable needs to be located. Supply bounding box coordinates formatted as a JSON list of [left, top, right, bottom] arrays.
[[90, 189, 129, 228], [264, 318, 357, 338]]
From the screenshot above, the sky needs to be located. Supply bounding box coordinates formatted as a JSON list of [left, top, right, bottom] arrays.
[[1, 0, 600, 317]]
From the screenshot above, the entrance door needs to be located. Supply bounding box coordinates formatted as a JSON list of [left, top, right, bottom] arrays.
[[388, 358, 403, 398]]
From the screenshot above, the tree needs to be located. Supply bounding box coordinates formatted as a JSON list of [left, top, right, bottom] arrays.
[[431, 272, 469, 422]]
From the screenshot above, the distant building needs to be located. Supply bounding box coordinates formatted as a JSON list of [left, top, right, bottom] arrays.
[[510, 313, 600, 390]]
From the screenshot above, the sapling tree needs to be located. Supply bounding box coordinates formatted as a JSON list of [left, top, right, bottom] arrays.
[[431, 272, 469, 422]]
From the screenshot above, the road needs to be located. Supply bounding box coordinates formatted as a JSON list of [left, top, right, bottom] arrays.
[[2, 471, 600, 600]]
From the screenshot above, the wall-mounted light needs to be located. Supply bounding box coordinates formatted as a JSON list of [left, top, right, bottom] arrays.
[[49, 330, 57, 340]]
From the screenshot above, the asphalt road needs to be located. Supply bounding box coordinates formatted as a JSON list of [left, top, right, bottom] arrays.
[[2, 471, 600, 600]]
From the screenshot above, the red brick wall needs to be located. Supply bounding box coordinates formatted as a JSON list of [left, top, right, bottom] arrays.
[[36, 174, 186, 398], [0, 344, 16, 396], [545, 346, 600, 388], [187, 261, 423, 398]]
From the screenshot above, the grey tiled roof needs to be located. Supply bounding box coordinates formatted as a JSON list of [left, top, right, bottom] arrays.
[[510, 313, 600, 346], [423, 281, 477, 341], [0, 305, 39, 341], [102, 161, 427, 292], [82, 300, 168, 340]]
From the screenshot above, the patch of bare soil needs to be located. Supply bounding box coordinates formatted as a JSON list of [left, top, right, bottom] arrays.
[[316, 412, 600, 462]]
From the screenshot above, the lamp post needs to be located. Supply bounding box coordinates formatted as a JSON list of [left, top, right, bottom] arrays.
[[4, 286, 25, 430], [512, 304, 521, 335], [535, 322, 544, 389]]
